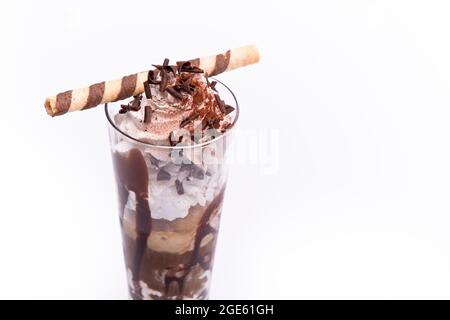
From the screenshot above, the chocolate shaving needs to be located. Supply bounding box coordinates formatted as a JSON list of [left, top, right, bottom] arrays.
[[168, 65, 178, 75], [120, 56, 234, 135], [201, 118, 210, 130], [168, 132, 184, 146], [180, 112, 198, 128], [181, 162, 193, 171], [191, 165, 205, 180], [177, 78, 196, 94], [176, 61, 187, 74], [180, 162, 204, 180], [176, 61, 204, 74], [148, 152, 159, 167], [153, 58, 177, 74], [157, 169, 171, 181], [144, 105, 152, 124], [225, 105, 235, 115], [119, 96, 141, 114], [129, 96, 141, 111], [185, 66, 204, 73], [166, 87, 183, 100], [215, 94, 226, 113], [148, 70, 160, 85], [143, 80, 152, 99], [210, 81, 218, 92], [180, 118, 191, 128], [154, 63, 177, 75], [175, 179, 184, 195]]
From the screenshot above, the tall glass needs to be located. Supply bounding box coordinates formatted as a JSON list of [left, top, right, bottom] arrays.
[[105, 81, 238, 300]]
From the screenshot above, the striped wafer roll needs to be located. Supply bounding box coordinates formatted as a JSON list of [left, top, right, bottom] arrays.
[[188, 44, 260, 77], [44, 44, 259, 117]]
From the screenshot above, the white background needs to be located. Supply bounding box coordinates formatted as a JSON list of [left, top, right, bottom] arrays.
[[1, 0, 450, 299]]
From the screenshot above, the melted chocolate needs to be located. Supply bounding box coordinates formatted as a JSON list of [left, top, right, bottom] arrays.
[[162, 187, 225, 298], [112, 148, 152, 298], [188, 188, 225, 269]]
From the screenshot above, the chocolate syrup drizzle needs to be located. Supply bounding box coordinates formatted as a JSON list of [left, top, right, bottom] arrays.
[[112, 149, 152, 299], [163, 187, 225, 299]]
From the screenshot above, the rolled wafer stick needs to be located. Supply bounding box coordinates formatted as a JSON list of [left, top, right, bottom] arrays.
[[188, 44, 259, 77], [44, 44, 259, 117]]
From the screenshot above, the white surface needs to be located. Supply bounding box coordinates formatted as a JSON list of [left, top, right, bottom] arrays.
[[1, 0, 450, 299]]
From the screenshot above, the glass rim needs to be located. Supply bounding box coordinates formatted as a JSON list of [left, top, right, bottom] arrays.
[[105, 78, 239, 150]]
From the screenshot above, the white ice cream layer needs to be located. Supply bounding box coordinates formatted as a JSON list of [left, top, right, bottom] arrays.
[[148, 162, 221, 221], [114, 143, 224, 221]]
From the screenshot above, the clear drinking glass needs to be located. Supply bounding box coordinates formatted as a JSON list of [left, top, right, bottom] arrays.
[[105, 80, 238, 300]]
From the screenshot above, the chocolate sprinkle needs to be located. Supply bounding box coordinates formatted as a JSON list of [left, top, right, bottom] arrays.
[[180, 118, 191, 128], [119, 104, 129, 114], [168, 131, 183, 146], [176, 61, 204, 74], [191, 165, 205, 180], [176, 78, 196, 94], [201, 118, 209, 130], [118, 56, 234, 135], [144, 105, 152, 124], [181, 162, 193, 171], [168, 65, 178, 75], [166, 87, 183, 100], [154, 63, 177, 75], [129, 96, 142, 111], [225, 105, 235, 115], [168, 132, 175, 146], [175, 179, 184, 195], [215, 94, 226, 113], [180, 112, 198, 128], [210, 81, 218, 92], [143, 80, 152, 99], [147, 70, 160, 85], [148, 152, 159, 167], [157, 169, 171, 181]]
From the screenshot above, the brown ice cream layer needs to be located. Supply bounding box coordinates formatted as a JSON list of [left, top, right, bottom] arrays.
[[121, 231, 217, 298], [120, 188, 225, 299], [122, 204, 217, 254]]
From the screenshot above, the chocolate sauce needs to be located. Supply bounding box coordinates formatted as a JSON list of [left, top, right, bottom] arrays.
[[162, 188, 225, 298], [112, 148, 152, 298], [188, 188, 225, 269]]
